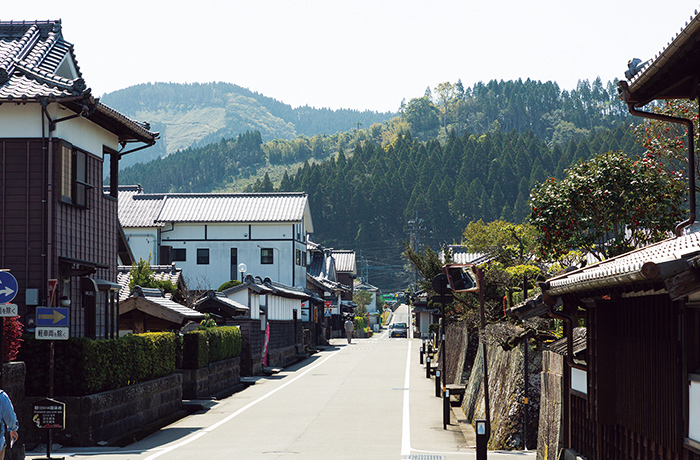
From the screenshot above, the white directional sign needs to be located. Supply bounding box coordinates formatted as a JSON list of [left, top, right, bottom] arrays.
[[0, 304, 18, 317], [35, 327, 69, 340], [0, 272, 18, 304]]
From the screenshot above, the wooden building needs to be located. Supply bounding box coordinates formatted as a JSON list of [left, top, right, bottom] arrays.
[[0, 20, 158, 337]]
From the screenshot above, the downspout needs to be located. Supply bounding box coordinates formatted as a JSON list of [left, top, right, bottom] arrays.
[[619, 84, 696, 235], [541, 288, 587, 371]]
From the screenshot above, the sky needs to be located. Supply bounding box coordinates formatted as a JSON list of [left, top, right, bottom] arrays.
[[3, 0, 700, 113]]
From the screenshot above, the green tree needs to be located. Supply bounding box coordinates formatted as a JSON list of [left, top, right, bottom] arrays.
[[128, 257, 177, 294], [530, 150, 685, 261], [353, 291, 372, 315]]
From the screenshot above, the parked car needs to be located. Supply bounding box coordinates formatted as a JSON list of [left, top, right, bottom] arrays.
[[390, 322, 408, 338]]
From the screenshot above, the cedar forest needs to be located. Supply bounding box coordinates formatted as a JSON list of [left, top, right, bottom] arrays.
[[116, 78, 647, 290]]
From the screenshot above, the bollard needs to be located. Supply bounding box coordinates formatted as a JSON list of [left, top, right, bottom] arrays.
[[443, 387, 450, 429], [476, 419, 489, 460], [420, 344, 424, 365], [426, 357, 431, 378], [435, 370, 441, 397]]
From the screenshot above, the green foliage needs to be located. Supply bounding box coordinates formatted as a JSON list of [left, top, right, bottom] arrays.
[[129, 257, 177, 294], [198, 313, 218, 329], [353, 316, 367, 332], [217, 280, 242, 291], [633, 99, 700, 191], [462, 220, 538, 264], [20, 332, 176, 397], [353, 291, 372, 312], [530, 150, 685, 260], [181, 326, 242, 370]]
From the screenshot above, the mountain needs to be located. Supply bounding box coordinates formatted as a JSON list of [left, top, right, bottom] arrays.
[[100, 82, 396, 169], [116, 78, 645, 290]]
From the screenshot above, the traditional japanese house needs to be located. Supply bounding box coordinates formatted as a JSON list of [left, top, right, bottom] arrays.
[[0, 20, 158, 337]]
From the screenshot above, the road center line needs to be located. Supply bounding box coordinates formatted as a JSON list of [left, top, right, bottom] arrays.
[[401, 340, 412, 457], [144, 348, 342, 460]]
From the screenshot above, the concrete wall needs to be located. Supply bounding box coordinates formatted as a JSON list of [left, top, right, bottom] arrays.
[[461, 338, 542, 450]]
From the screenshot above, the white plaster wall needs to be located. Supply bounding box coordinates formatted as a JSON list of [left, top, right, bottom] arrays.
[[0, 103, 120, 156], [125, 228, 160, 263]]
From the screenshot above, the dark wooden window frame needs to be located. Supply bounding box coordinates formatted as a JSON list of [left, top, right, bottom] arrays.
[[197, 248, 210, 265], [261, 248, 274, 265]]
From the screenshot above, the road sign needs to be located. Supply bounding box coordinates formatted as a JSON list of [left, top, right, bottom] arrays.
[[48, 279, 58, 307], [0, 304, 18, 317], [35, 327, 69, 340], [0, 272, 18, 304], [36, 307, 69, 327], [33, 398, 66, 429]]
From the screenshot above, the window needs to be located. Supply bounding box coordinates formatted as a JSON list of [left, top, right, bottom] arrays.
[[172, 248, 186, 262], [261, 248, 274, 264], [296, 249, 301, 266], [230, 248, 238, 280], [60, 143, 89, 207], [197, 248, 210, 265]]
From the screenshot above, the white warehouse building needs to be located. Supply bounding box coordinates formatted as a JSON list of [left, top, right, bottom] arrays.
[[118, 185, 313, 290]]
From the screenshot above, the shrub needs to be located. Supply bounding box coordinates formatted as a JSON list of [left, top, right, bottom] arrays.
[[20, 332, 176, 397], [181, 326, 242, 370], [3, 316, 23, 362]]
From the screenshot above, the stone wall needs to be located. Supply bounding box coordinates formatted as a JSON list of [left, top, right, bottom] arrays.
[[178, 356, 241, 399], [266, 320, 301, 368], [537, 349, 564, 460], [233, 318, 263, 375], [461, 340, 542, 450], [25, 373, 182, 446]]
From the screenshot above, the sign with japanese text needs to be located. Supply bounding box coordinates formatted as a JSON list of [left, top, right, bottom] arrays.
[[33, 398, 65, 429]]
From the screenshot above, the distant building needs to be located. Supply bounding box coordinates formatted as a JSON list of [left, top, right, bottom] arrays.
[[118, 186, 313, 290]]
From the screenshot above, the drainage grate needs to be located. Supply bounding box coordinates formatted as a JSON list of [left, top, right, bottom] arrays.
[[405, 456, 445, 460]]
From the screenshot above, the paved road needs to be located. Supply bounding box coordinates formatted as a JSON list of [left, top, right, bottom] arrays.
[[27, 305, 535, 460]]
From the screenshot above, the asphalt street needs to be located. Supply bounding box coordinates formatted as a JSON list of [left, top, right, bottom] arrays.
[[26, 305, 536, 460]]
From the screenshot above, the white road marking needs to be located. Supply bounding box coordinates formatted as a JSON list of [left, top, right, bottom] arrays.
[[144, 348, 342, 460], [401, 340, 412, 456]]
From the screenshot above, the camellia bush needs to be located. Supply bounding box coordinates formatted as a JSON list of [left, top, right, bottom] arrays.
[[530, 150, 685, 261]]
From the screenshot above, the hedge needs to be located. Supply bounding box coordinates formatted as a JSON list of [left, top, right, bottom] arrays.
[[181, 326, 242, 370], [20, 332, 176, 397]]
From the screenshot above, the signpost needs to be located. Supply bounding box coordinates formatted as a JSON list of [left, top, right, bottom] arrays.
[[35, 307, 69, 340], [0, 271, 18, 304], [33, 398, 66, 460]]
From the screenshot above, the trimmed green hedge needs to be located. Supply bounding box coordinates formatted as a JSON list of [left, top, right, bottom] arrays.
[[181, 326, 242, 370], [20, 332, 176, 397]]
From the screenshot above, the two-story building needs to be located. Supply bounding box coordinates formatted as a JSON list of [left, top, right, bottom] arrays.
[[0, 20, 158, 337], [119, 186, 313, 291]]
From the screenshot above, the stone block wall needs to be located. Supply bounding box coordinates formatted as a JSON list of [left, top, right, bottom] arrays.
[[266, 320, 300, 368], [233, 318, 263, 375], [178, 356, 241, 399], [25, 373, 182, 446]]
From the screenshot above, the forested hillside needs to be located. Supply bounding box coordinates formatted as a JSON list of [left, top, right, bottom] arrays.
[[118, 78, 645, 289], [101, 82, 395, 169]]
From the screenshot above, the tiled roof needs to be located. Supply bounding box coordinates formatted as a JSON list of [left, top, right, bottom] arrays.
[[544, 232, 700, 296], [0, 20, 158, 144], [193, 290, 249, 313], [622, 8, 700, 106], [331, 250, 356, 274], [155, 193, 309, 223], [117, 186, 311, 226], [116, 186, 167, 228], [117, 264, 183, 301], [122, 285, 204, 322]]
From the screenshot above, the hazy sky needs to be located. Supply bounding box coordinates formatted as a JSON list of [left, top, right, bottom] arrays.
[[4, 1, 699, 112]]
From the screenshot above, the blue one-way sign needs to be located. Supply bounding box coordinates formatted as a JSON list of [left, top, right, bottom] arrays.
[[36, 307, 69, 327], [0, 271, 18, 304]]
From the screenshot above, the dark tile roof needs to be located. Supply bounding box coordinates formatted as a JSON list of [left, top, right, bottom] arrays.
[[546, 327, 587, 356], [621, 8, 700, 106], [117, 264, 183, 301], [543, 232, 700, 297]]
